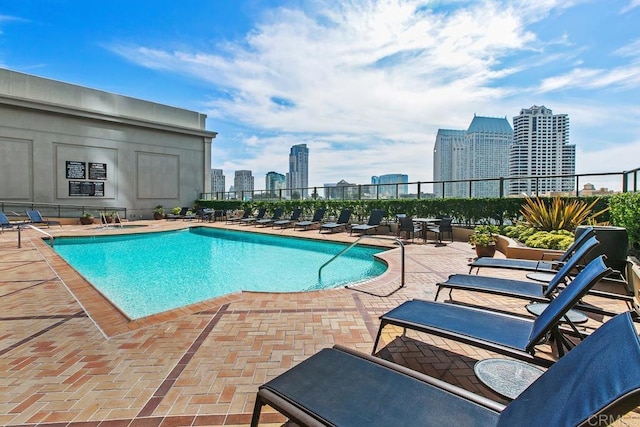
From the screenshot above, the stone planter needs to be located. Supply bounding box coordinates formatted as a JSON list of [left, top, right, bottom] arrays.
[[79, 216, 94, 225], [475, 244, 496, 258], [576, 225, 629, 279]]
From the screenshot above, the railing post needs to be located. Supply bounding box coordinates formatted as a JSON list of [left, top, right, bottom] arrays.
[[622, 172, 628, 193], [499, 177, 504, 198], [417, 182, 421, 199]]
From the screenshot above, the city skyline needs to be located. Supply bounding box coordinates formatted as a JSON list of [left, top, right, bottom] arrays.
[[2, 1, 639, 189]]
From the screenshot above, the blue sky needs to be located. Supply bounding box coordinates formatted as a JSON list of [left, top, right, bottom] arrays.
[[2, 0, 640, 191]]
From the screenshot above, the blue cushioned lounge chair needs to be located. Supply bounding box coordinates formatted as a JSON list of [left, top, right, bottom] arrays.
[[436, 235, 600, 306], [251, 311, 640, 427], [273, 208, 302, 228], [25, 210, 61, 228], [0, 211, 16, 233], [226, 208, 252, 224], [374, 256, 611, 364], [294, 208, 326, 231], [319, 209, 351, 233], [240, 208, 267, 225], [468, 227, 595, 274], [255, 207, 284, 227], [350, 209, 385, 236]]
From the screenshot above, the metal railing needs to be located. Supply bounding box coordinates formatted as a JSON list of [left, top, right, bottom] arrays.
[[18, 224, 54, 248], [0, 201, 127, 220], [201, 167, 640, 201], [318, 235, 405, 297]]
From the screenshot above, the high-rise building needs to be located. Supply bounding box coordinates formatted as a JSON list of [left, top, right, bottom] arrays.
[[287, 144, 309, 198], [233, 170, 254, 201], [371, 174, 409, 198], [433, 129, 466, 197], [265, 171, 286, 196], [211, 169, 225, 197], [510, 105, 574, 195], [433, 116, 513, 198]]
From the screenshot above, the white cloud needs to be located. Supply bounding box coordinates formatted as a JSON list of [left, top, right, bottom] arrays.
[[620, 0, 640, 14], [107, 0, 640, 186]]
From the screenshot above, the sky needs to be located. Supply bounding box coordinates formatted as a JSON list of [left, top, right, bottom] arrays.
[[1, 0, 640, 191]]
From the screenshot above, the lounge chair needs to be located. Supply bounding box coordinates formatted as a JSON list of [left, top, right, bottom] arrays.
[[350, 209, 385, 236], [435, 235, 600, 305], [0, 211, 17, 233], [226, 208, 252, 224], [251, 311, 640, 427], [318, 209, 351, 233], [25, 210, 61, 228], [255, 207, 284, 227], [425, 217, 453, 244], [165, 207, 195, 221], [373, 256, 611, 364], [294, 208, 326, 231], [273, 208, 302, 228], [240, 208, 267, 225], [468, 227, 595, 274]]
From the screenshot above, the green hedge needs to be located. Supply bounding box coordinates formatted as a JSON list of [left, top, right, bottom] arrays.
[[196, 195, 613, 226], [609, 192, 640, 252]]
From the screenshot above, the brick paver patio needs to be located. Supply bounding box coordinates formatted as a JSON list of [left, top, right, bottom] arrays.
[[0, 220, 638, 426]]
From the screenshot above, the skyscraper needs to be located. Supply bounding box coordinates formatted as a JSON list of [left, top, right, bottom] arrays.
[[288, 144, 309, 199], [211, 169, 225, 197], [265, 171, 286, 196], [433, 129, 465, 197], [433, 115, 513, 198], [234, 170, 254, 201], [371, 174, 409, 198], [509, 105, 574, 195]]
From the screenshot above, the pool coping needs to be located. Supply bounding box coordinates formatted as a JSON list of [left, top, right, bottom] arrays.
[[35, 223, 402, 337]]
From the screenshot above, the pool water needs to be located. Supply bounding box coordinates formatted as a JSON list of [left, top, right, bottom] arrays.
[[54, 227, 387, 319]]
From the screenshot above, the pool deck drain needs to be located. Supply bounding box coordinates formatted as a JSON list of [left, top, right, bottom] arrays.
[[0, 220, 637, 426]]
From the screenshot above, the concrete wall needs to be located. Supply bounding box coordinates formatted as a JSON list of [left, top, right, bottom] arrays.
[[0, 69, 216, 219]]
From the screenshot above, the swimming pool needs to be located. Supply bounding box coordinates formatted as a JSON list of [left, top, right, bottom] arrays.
[[54, 227, 387, 319]]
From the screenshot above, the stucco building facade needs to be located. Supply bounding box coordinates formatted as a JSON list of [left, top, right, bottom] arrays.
[[0, 69, 216, 219]]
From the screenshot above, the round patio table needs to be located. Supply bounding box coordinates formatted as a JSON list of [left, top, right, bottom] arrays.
[[474, 358, 545, 400]]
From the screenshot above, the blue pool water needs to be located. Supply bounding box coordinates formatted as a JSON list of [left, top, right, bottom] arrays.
[[54, 227, 387, 319]]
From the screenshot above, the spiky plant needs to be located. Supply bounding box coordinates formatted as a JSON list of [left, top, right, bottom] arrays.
[[520, 196, 608, 232]]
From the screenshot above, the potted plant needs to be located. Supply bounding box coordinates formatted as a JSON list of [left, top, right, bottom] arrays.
[[80, 213, 94, 225], [469, 224, 499, 257], [153, 205, 165, 220]]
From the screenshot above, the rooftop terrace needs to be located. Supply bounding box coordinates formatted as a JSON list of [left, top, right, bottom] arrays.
[[0, 220, 638, 426]]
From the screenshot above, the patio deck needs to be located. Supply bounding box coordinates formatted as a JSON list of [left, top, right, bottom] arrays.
[[0, 220, 638, 426]]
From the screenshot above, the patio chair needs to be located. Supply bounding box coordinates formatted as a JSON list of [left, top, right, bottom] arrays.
[[240, 208, 267, 225], [255, 207, 284, 227], [25, 210, 61, 228], [226, 208, 252, 224], [294, 208, 326, 231], [435, 235, 600, 305], [251, 311, 640, 427], [373, 256, 612, 364], [425, 216, 453, 244], [397, 216, 422, 242], [468, 227, 595, 274], [350, 209, 385, 236], [318, 209, 351, 233], [273, 208, 302, 228]]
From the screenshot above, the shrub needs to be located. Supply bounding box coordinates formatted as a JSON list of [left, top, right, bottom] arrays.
[[609, 192, 640, 254], [520, 196, 608, 232], [524, 230, 574, 250]]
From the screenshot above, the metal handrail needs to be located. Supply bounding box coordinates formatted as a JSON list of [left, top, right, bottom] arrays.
[[318, 235, 405, 297], [18, 224, 54, 248]]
